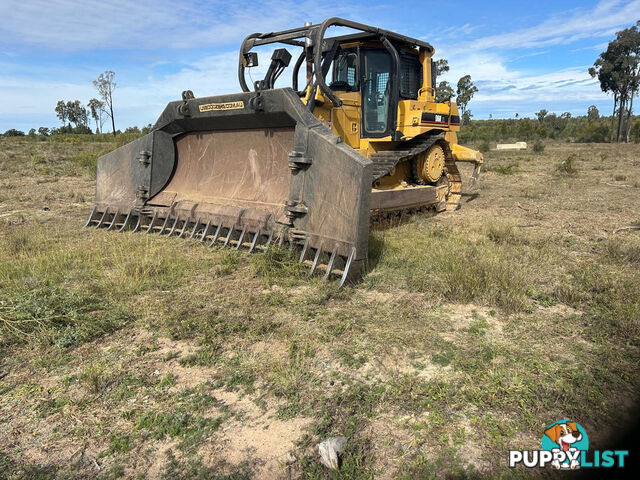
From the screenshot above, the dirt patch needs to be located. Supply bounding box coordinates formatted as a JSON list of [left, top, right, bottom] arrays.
[[200, 389, 312, 478], [455, 416, 491, 473]]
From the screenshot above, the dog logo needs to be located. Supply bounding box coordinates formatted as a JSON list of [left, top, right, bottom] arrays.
[[541, 420, 589, 469], [510, 420, 627, 469]]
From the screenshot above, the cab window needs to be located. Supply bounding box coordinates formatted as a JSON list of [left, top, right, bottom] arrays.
[[399, 54, 422, 99], [362, 50, 392, 134], [331, 52, 358, 90]]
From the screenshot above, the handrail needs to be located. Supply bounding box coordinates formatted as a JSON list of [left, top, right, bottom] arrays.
[[237, 17, 434, 99]]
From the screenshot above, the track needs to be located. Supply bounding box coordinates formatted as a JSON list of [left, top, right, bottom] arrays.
[[369, 134, 462, 212]]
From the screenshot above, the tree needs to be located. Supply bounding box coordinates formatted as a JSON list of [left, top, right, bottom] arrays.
[[38, 127, 50, 136], [433, 59, 450, 78], [515, 113, 519, 119], [55, 100, 68, 126], [88, 98, 106, 133], [432, 59, 451, 102], [536, 109, 548, 123], [462, 110, 473, 125], [590, 21, 640, 142], [65, 100, 89, 128], [455, 75, 478, 123], [3, 129, 25, 137], [587, 105, 600, 120], [93, 70, 117, 136], [435, 80, 454, 103]]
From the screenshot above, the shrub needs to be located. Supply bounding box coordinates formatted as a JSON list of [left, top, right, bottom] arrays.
[[478, 141, 491, 153], [485, 163, 517, 175], [3, 129, 25, 137], [557, 155, 577, 175], [577, 122, 609, 143], [532, 141, 545, 153]]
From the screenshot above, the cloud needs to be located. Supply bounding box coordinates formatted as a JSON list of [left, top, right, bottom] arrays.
[[0, 48, 293, 130], [0, 0, 359, 52], [426, 1, 640, 118], [459, 0, 640, 52], [468, 67, 607, 117], [434, 44, 609, 118]]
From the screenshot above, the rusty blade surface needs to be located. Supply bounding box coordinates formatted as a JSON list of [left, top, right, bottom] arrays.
[[149, 128, 294, 223]]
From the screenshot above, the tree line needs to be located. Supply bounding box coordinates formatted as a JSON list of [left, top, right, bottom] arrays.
[[2, 70, 118, 137], [52, 70, 117, 135], [457, 105, 640, 143]]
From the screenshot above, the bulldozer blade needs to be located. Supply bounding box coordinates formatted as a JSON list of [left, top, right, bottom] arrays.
[[338, 247, 356, 289], [158, 214, 171, 235], [178, 217, 190, 238], [95, 210, 108, 228], [299, 238, 310, 263], [106, 210, 120, 231], [249, 228, 261, 253], [132, 215, 142, 233], [118, 210, 133, 232], [189, 218, 202, 239], [145, 211, 158, 233], [323, 246, 338, 282], [222, 225, 236, 248], [235, 226, 247, 250], [90, 88, 372, 285], [168, 216, 180, 236], [84, 206, 97, 227], [209, 224, 222, 247], [308, 243, 323, 277], [470, 163, 482, 187], [200, 220, 212, 242]]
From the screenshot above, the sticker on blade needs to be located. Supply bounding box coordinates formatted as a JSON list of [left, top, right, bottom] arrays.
[[199, 101, 245, 112]]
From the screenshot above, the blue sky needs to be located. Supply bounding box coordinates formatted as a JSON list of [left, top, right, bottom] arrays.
[[1, 0, 638, 132]]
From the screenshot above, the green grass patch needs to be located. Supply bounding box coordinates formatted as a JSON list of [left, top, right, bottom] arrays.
[[162, 452, 253, 480], [135, 387, 228, 453], [484, 163, 518, 175], [365, 222, 539, 313], [606, 236, 640, 264], [66, 147, 112, 177], [0, 285, 130, 349], [249, 246, 307, 285]]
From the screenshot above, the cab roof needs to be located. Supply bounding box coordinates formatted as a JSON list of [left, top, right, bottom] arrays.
[[242, 17, 434, 54]]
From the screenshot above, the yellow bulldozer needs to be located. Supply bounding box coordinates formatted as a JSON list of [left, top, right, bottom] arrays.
[[86, 18, 482, 287]]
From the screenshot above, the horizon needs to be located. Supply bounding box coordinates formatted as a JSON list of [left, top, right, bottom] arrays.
[[1, 0, 638, 132]]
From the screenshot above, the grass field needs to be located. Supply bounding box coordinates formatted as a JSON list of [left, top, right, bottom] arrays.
[[0, 136, 639, 479]]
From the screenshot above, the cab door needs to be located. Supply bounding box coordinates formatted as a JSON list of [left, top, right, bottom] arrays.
[[361, 49, 394, 138]]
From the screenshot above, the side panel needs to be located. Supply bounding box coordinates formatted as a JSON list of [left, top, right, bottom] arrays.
[[291, 127, 372, 260], [95, 134, 152, 209], [331, 105, 361, 149]]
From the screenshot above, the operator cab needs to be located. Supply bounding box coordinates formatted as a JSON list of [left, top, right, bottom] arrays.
[[330, 46, 422, 137], [239, 21, 431, 140]]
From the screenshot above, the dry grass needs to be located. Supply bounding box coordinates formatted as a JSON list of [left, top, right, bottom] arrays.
[[0, 137, 639, 479]]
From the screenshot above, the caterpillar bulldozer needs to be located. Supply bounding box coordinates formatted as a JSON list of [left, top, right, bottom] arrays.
[[86, 18, 482, 287]]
